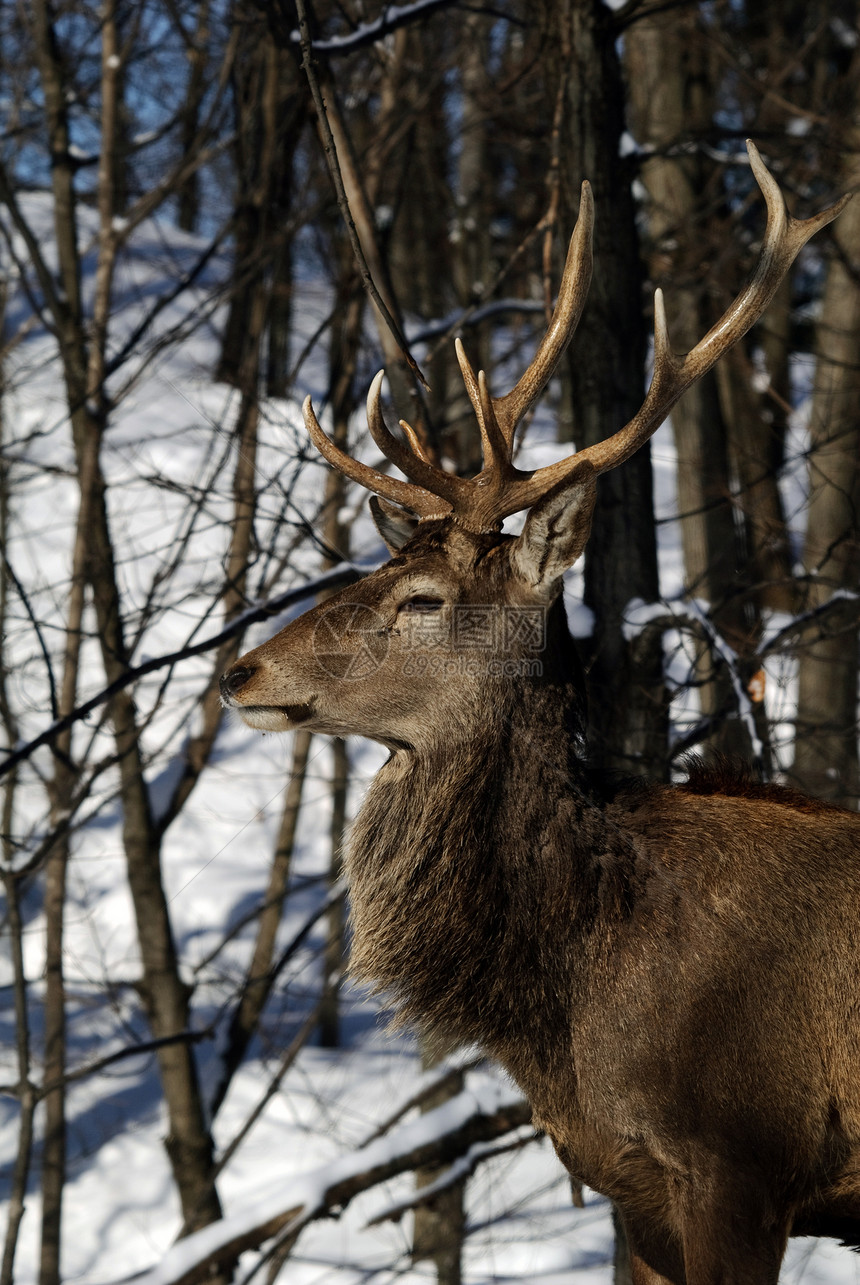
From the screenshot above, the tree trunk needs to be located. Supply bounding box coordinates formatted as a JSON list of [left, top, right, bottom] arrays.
[[177, 0, 211, 233], [218, 10, 304, 389], [449, 12, 492, 474], [412, 1047, 465, 1285], [793, 100, 860, 806], [624, 2, 755, 763], [549, 0, 666, 776], [317, 274, 361, 1048]]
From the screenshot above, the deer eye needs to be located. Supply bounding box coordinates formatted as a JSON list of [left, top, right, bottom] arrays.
[[399, 595, 445, 613]]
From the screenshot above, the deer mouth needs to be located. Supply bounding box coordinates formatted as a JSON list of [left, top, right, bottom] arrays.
[[234, 701, 316, 732], [283, 701, 315, 724]]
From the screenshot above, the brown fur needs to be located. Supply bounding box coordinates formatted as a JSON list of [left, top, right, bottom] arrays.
[[222, 519, 860, 1284], [678, 756, 842, 813]]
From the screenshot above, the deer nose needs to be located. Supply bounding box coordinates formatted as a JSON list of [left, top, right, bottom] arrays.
[[220, 665, 256, 701]]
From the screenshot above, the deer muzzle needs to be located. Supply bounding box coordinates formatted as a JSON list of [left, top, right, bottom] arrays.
[[219, 661, 316, 731]]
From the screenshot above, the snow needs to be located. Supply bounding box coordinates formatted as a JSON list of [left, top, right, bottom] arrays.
[[134, 1080, 527, 1285]]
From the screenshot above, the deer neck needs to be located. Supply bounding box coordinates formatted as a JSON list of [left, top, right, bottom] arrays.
[[345, 651, 608, 1068]]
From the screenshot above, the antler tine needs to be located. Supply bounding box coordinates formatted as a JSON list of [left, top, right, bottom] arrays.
[[478, 370, 515, 474], [492, 181, 595, 443], [365, 371, 466, 509], [455, 337, 486, 437], [398, 417, 433, 463], [452, 341, 516, 474], [567, 140, 851, 479], [303, 393, 452, 520]]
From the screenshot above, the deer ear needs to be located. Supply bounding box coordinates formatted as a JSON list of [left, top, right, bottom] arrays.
[[370, 495, 420, 552], [511, 464, 597, 592]]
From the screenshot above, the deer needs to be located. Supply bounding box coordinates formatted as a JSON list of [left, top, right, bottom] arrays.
[[220, 142, 860, 1284]]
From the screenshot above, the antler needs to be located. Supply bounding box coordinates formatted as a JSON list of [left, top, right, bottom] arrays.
[[303, 142, 850, 533]]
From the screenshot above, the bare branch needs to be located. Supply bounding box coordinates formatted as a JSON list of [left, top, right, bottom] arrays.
[[365, 1127, 536, 1226], [0, 1029, 215, 1101], [285, 0, 461, 57]]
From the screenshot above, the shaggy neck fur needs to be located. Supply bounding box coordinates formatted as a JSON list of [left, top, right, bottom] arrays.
[[346, 610, 638, 1088]]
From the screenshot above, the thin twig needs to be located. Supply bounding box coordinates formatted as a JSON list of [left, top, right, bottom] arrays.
[[424, 211, 559, 368], [1, 548, 60, 722], [171, 1000, 324, 1242]]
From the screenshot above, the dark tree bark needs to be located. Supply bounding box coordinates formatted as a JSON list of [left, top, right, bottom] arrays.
[[794, 100, 860, 806], [625, 3, 757, 763], [177, 0, 212, 233], [546, 0, 666, 777], [412, 1049, 466, 1285], [218, 5, 305, 388], [317, 268, 362, 1050]]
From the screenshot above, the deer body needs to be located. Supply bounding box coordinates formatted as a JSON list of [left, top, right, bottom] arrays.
[[221, 146, 860, 1280], [353, 722, 860, 1270]]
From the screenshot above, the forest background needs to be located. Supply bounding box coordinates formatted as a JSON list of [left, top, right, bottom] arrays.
[[1, 1, 859, 1283]]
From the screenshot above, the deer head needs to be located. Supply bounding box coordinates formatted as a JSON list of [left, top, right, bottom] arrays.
[[220, 141, 847, 747]]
